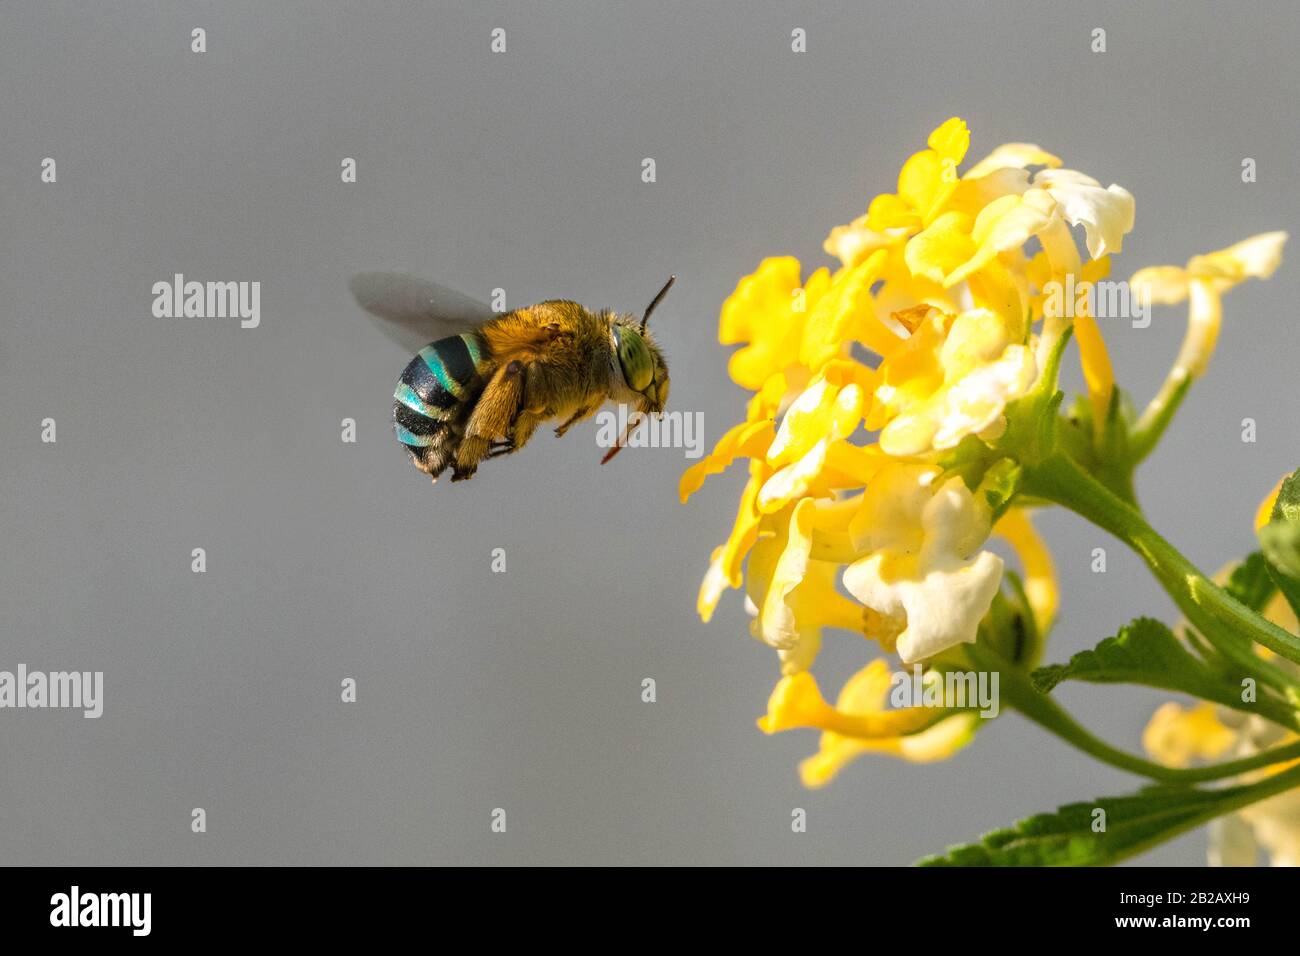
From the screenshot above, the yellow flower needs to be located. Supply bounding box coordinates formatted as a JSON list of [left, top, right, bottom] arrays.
[[1131, 232, 1287, 379], [842, 464, 1004, 663], [744, 499, 866, 675], [757, 662, 978, 787], [695, 462, 768, 622], [719, 257, 828, 391], [899, 169, 1131, 432], [824, 120, 1060, 271], [1129, 232, 1287, 443], [687, 117, 1201, 790], [757, 364, 874, 512], [904, 188, 1057, 289], [1143, 701, 1236, 768], [797, 249, 896, 370], [680, 372, 785, 511], [863, 117, 971, 234], [867, 306, 1037, 457]]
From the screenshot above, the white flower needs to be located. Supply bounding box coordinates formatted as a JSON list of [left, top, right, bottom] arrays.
[[842, 465, 1004, 663], [1033, 168, 1135, 259]]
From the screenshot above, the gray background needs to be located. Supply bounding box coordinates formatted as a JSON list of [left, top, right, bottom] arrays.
[[2, 0, 1297, 866]]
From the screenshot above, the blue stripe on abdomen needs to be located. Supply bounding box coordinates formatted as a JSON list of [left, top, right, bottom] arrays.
[[394, 333, 490, 451], [402, 343, 468, 411], [394, 423, 434, 447], [394, 382, 440, 419]]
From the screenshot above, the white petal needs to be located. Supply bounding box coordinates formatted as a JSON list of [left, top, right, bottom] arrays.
[[843, 551, 1004, 663], [1036, 168, 1135, 259]]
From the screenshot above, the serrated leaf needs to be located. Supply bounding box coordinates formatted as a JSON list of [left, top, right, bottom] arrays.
[[1032, 615, 1298, 731], [917, 780, 1272, 867], [1030, 617, 1238, 705], [1271, 468, 1300, 524]]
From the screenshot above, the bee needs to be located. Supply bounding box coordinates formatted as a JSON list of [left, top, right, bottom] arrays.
[[350, 272, 674, 483]]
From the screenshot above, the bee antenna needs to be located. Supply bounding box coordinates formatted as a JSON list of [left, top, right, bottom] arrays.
[[639, 275, 676, 333]]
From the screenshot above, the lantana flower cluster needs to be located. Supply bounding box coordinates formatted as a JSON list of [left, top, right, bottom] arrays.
[[683, 117, 1286, 795]]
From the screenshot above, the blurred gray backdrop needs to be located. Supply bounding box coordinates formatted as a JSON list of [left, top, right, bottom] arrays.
[[2, 0, 1298, 866]]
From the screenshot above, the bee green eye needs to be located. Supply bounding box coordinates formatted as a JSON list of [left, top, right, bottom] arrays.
[[654, 375, 670, 408], [616, 327, 654, 393]]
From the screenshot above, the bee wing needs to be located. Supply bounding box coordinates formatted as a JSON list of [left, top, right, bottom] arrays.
[[349, 271, 496, 352]]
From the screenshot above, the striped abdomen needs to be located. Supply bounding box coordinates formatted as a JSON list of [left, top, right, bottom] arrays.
[[393, 332, 492, 471]]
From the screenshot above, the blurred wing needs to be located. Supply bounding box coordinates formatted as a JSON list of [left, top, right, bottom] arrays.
[[350, 271, 496, 352]]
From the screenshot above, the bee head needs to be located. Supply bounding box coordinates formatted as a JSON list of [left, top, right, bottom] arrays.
[[613, 276, 674, 414], [613, 323, 669, 414]]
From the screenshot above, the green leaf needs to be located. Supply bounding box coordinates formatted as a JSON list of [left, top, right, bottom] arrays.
[[917, 772, 1300, 866], [1223, 551, 1277, 613], [1262, 522, 1300, 580], [1032, 615, 1299, 730], [1031, 617, 1237, 703], [1271, 468, 1300, 524], [1261, 468, 1300, 621]]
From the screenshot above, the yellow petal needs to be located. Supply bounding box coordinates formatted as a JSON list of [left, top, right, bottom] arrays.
[[753, 499, 817, 653], [823, 214, 903, 270], [927, 117, 971, 164], [757, 441, 828, 513], [797, 714, 978, 787], [696, 547, 730, 622], [1143, 702, 1236, 768], [964, 142, 1062, 179], [1073, 310, 1115, 419], [767, 379, 836, 466], [1130, 265, 1191, 305], [866, 191, 921, 232], [719, 256, 801, 344], [1256, 476, 1286, 532], [769, 659, 980, 787], [679, 419, 775, 503], [718, 469, 767, 586], [718, 258, 814, 390], [992, 508, 1058, 632], [800, 250, 890, 369], [1187, 231, 1287, 287], [904, 211, 976, 285], [758, 665, 932, 738]]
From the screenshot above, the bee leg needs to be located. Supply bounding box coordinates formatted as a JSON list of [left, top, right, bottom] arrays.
[[455, 360, 526, 479], [554, 403, 599, 438], [509, 412, 542, 452]]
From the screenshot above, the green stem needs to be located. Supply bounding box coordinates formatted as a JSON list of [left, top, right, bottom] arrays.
[[1131, 368, 1192, 464], [966, 644, 1300, 783], [1022, 452, 1300, 684]]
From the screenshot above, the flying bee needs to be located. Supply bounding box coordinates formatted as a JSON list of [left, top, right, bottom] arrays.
[[350, 272, 674, 483]]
